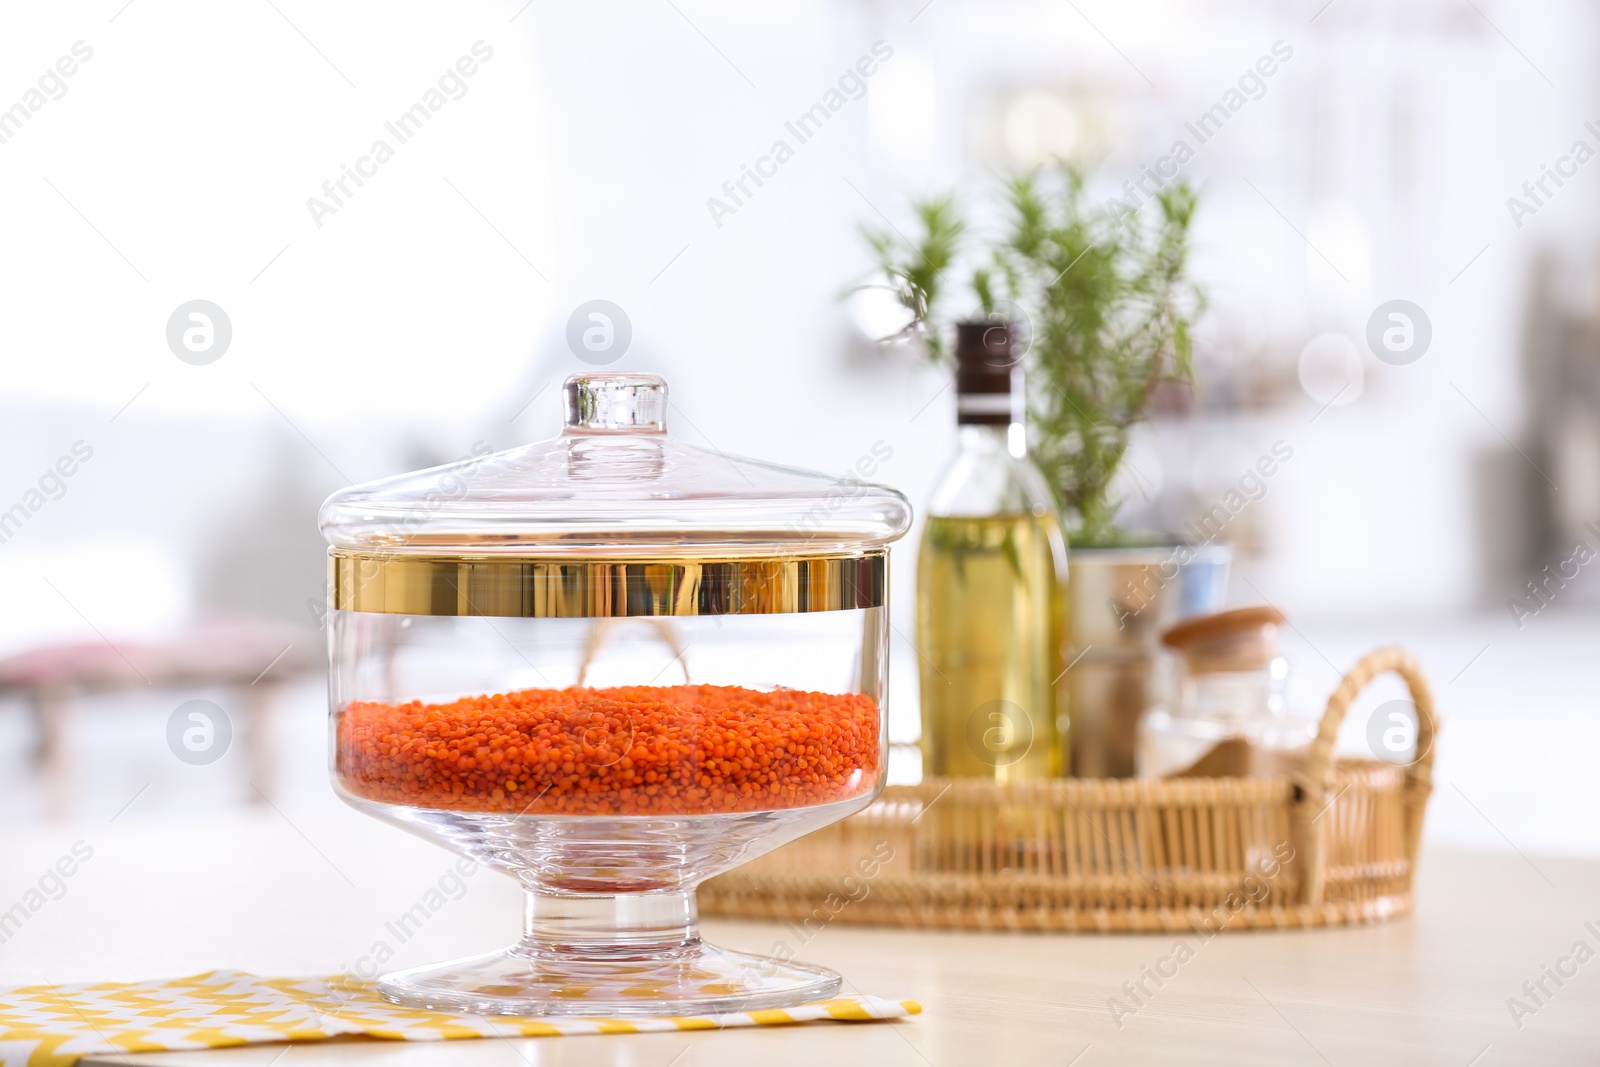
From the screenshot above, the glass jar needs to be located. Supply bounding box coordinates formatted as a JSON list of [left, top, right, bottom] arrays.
[[321, 373, 910, 1016], [1136, 606, 1316, 777]]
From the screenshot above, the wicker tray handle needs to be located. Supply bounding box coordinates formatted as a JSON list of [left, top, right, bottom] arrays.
[[1295, 646, 1437, 906]]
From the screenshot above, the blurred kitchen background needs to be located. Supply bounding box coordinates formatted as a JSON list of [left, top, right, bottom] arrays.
[[0, 0, 1596, 855]]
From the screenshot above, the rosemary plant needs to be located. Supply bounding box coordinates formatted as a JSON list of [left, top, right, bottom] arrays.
[[864, 166, 1203, 547]]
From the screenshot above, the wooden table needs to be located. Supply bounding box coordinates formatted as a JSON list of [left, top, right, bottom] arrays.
[[1, 809, 1595, 1066]]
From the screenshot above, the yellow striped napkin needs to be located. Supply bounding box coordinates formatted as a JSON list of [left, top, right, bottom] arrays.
[[0, 971, 920, 1066]]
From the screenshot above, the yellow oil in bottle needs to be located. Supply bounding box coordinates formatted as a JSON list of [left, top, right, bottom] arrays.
[[917, 512, 1064, 780]]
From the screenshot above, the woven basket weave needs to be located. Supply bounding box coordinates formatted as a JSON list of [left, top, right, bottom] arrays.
[[701, 647, 1436, 932]]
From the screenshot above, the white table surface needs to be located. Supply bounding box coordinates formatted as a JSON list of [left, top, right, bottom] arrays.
[[0, 808, 1595, 1067]]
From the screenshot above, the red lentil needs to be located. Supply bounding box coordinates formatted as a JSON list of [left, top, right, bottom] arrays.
[[336, 684, 881, 815]]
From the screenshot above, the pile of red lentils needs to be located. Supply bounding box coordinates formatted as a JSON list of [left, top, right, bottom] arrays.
[[336, 684, 881, 816]]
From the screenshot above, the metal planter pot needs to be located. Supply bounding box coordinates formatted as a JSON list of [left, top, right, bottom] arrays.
[[1062, 543, 1232, 778]]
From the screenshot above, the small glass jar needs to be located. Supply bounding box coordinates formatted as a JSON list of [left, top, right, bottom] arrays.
[[320, 373, 910, 1016], [1137, 606, 1316, 777]]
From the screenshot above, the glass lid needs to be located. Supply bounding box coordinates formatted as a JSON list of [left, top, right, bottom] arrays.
[[319, 373, 913, 618]]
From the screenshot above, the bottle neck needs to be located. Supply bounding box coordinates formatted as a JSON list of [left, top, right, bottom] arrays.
[[958, 421, 1028, 459]]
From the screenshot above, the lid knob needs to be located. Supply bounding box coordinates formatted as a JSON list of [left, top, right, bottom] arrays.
[[563, 373, 668, 434]]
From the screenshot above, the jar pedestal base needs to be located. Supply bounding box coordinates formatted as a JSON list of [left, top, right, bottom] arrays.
[[375, 890, 840, 1017]]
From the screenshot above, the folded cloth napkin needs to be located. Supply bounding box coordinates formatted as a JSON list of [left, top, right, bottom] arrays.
[[0, 971, 920, 1067]]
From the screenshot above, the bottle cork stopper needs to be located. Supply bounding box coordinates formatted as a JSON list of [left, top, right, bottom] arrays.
[[954, 320, 1020, 426]]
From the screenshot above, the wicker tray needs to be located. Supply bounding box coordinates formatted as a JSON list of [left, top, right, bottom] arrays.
[[702, 647, 1436, 932]]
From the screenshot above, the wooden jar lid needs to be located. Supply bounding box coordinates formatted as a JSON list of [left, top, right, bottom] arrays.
[[1161, 605, 1285, 673]]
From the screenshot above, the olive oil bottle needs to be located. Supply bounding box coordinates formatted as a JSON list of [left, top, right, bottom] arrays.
[[917, 322, 1069, 780]]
